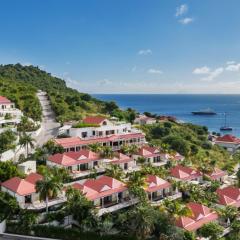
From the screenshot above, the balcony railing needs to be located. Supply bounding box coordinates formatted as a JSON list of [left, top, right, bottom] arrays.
[[25, 197, 66, 210], [150, 192, 182, 206], [97, 198, 139, 216]]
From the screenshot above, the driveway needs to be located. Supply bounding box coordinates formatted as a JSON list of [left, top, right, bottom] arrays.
[[35, 91, 60, 146]]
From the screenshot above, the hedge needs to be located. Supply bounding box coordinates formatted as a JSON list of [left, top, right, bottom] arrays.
[[7, 223, 136, 240]]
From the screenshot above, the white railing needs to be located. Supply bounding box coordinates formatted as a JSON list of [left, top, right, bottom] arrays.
[[26, 197, 67, 210], [98, 198, 139, 216]]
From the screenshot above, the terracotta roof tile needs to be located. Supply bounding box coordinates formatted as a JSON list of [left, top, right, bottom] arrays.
[[145, 175, 171, 192], [83, 116, 107, 125], [0, 96, 12, 104], [170, 165, 202, 180]]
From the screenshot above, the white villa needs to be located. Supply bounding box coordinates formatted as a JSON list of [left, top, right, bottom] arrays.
[[1, 173, 43, 208], [47, 150, 105, 178], [133, 146, 166, 166], [55, 116, 146, 152], [60, 116, 133, 139], [0, 96, 23, 131], [215, 134, 240, 153], [103, 152, 137, 171], [70, 176, 130, 210], [134, 114, 156, 125]]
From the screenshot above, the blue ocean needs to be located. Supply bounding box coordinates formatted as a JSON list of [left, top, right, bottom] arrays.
[[93, 94, 240, 136]]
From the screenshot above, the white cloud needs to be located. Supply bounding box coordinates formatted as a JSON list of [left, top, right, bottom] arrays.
[[98, 78, 112, 85], [179, 17, 194, 25], [225, 63, 240, 72], [226, 61, 235, 65], [148, 68, 163, 74], [201, 67, 224, 81], [138, 49, 152, 55], [176, 4, 188, 17], [193, 66, 210, 75]]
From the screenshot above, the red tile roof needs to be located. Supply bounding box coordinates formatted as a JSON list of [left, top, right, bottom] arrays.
[[0, 96, 11, 104], [71, 183, 99, 200], [217, 186, 240, 207], [55, 133, 145, 148], [216, 134, 240, 144], [176, 202, 218, 231], [83, 116, 107, 125], [72, 176, 127, 200], [145, 175, 171, 193], [1, 173, 43, 196], [48, 150, 101, 166], [25, 173, 43, 185], [110, 153, 133, 164], [205, 168, 226, 181], [170, 165, 202, 181], [137, 146, 160, 157]]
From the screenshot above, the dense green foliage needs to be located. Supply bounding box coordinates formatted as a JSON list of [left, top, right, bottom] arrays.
[[0, 129, 17, 154], [140, 121, 233, 170], [6, 224, 137, 240], [72, 122, 100, 128], [0, 64, 105, 122], [0, 73, 42, 121], [0, 161, 24, 182], [0, 64, 136, 123]]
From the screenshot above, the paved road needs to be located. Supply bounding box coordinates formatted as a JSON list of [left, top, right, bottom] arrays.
[[35, 91, 60, 146]]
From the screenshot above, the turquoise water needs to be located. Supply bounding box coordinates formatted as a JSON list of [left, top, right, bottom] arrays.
[[93, 94, 240, 136]]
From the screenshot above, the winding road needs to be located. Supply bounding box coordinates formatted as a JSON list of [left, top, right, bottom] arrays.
[[35, 91, 60, 146]]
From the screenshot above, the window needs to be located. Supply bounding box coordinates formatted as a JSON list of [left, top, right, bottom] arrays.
[[82, 132, 87, 138], [92, 131, 96, 136], [25, 195, 32, 204], [80, 163, 88, 171]]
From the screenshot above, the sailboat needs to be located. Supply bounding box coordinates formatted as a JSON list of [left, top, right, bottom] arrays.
[[220, 112, 232, 131]]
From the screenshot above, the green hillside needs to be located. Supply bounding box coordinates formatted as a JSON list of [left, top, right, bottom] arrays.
[[0, 64, 130, 123], [0, 75, 42, 121], [140, 121, 235, 172]]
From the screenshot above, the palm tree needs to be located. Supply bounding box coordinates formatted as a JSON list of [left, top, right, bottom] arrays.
[[127, 204, 157, 240], [88, 143, 103, 153], [105, 164, 124, 181], [161, 143, 170, 153], [19, 132, 35, 157], [128, 144, 138, 155], [101, 146, 114, 158], [218, 205, 238, 224], [120, 145, 130, 155], [230, 219, 240, 238], [128, 172, 147, 202], [65, 186, 95, 228], [35, 174, 63, 213], [198, 222, 224, 240], [160, 199, 192, 219], [137, 156, 146, 165], [128, 171, 146, 187]]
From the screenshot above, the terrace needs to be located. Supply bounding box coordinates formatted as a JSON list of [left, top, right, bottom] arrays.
[[97, 198, 139, 216], [26, 196, 67, 210]]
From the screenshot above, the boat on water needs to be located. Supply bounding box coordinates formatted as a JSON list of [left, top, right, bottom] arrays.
[[191, 108, 217, 115], [220, 112, 233, 131]]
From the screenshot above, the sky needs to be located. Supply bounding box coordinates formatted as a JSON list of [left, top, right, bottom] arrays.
[[1, 0, 240, 94]]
